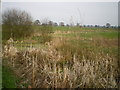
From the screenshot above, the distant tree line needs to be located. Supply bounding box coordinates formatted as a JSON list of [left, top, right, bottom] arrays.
[[33, 20, 118, 28]]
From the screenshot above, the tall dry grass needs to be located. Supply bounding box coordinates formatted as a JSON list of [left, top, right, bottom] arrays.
[[2, 38, 119, 88]]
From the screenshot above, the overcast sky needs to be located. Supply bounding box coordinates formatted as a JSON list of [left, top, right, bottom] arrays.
[[2, 1, 118, 26]]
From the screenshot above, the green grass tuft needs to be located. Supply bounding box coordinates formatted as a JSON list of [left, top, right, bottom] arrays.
[[2, 65, 16, 88]]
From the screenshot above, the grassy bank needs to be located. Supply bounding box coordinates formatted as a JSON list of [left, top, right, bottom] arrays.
[[2, 64, 16, 88]]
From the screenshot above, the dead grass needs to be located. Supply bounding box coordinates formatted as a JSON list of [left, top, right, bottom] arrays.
[[2, 38, 119, 88]]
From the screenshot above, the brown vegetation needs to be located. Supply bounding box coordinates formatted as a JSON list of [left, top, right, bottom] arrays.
[[2, 38, 119, 88]]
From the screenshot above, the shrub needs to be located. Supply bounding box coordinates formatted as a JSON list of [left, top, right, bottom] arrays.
[[2, 9, 33, 40], [39, 25, 53, 43]]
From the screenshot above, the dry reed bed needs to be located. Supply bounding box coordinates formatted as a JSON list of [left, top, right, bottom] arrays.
[[3, 38, 119, 88]]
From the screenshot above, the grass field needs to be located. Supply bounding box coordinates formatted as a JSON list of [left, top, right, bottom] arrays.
[[2, 26, 119, 88], [25, 26, 119, 57]]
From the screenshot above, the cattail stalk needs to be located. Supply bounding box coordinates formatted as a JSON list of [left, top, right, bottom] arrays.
[[32, 56, 35, 88]]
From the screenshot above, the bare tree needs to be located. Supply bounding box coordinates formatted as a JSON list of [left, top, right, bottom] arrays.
[[34, 20, 40, 25], [2, 9, 33, 40], [59, 22, 64, 26], [77, 8, 84, 27], [41, 18, 49, 26], [48, 21, 53, 26], [69, 16, 74, 27], [76, 23, 80, 27], [53, 22, 58, 26], [106, 23, 111, 28]]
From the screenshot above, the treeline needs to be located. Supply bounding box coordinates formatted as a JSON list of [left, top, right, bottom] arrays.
[[33, 20, 118, 28]]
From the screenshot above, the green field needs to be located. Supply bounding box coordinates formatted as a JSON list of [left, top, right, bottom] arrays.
[[21, 26, 118, 57]]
